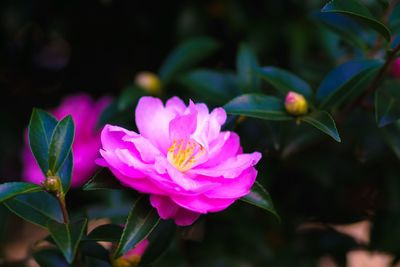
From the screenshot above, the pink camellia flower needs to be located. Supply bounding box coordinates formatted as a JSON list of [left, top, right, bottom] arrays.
[[98, 96, 261, 226], [22, 93, 111, 187], [390, 57, 400, 78]]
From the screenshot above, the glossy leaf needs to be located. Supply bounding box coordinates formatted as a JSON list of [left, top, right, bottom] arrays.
[[141, 220, 176, 265], [375, 80, 400, 127], [301, 111, 341, 142], [237, 43, 261, 93], [178, 69, 239, 104], [86, 224, 123, 242], [241, 181, 280, 221], [3, 191, 63, 227], [83, 168, 126, 191], [224, 94, 293, 121], [159, 37, 219, 83], [257, 67, 312, 98], [113, 197, 160, 259], [48, 115, 75, 174], [80, 241, 110, 263], [316, 59, 383, 108], [311, 12, 367, 50], [321, 0, 391, 41], [28, 108, 58, 175], [58, 152, 73, 194], [47, 219, 88, 264], [0, 182, 42, 203]]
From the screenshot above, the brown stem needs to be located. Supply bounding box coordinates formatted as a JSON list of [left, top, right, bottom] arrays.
[[338, 42, 400, 122], [57, 194, 69, 224]]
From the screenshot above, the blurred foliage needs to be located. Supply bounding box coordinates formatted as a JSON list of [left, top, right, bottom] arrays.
[[1, 0, 400, 266]]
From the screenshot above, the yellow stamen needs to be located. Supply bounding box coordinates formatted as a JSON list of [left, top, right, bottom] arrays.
[[167, 138, 205, 172]]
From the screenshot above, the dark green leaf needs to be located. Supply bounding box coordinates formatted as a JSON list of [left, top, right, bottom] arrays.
[[117, 85, 145, 111], [81, 241, 111, 262], [375, 80, 400, 127], [86, 224, 123, 242], [311, 12, 368, 50], [316, 59, 383, 108], [301, 111, 341, 142], [381, 123, 400, 159], [28, 109, 58, 175], [224, 94, 293, 121], [0, 182, 42, 203], [4, 191, 63, 227], [321, 0, 391, 41], [58, 152, 73, 194], [83, 168, 126, 191], [241, 181, 280, 221], [141, 220, 176, 265], [178, 69, 239, 105], [48, 115, 75, 175], [257, 67, 312, 98], [47, 219, 88, 264], [33, 249, 69, 267], [159, 37, 219, 83], [114, 197, 160, 258], [237, 43, 261, 93]]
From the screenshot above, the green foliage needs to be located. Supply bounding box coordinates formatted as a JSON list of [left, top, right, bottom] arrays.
[[301, 111, 341, 142], [241, 181, 280, 221], [321, 0, 391, 41], [257, 67, 313, 98], [159, 37, 219, 83], [87, 224, 123, 242], [47, 219, 88, 263], [113, 197, 160, 258], [375, 80, 400, 127], [0, 182, 42, 203], [237, 43, 262, 93]]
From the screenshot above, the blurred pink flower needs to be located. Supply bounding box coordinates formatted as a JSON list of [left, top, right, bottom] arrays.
[[98, 96, 261, 226], [390, 58, 400, 78], [22, 93, 111, 187]]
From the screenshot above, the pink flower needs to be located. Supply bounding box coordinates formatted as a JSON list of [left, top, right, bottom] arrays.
[[98, 96, 261, 226], [22, 93, 111, 187], [390, 58, 400, 78]]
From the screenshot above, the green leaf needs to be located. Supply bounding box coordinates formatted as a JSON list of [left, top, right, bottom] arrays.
[[48, 115, 75, 175], [257, 67, 313, 98], [113, 197, 160, 259], [375, 80, 400, 127], [47, 219, 88, 264], [321, 0, 391, 41], [83, 168, 126, 191], [381, 123, 400, 159], [316, 59, 383, 109], [159, 37, 219, 83], [178, 69, 239, 105], [241, 181, 280, 221], [0, 182, 42, 203], [33, 249, 69, 267], [141, 220, 176, 265], [237, 43, 262, 93], [86, 224, 123, 242], [80, 241, 111, 263], [301, 111, 341, 142], [117, 85, 145, 111], [311, 12, 368, 50], [58, 152, 73, 194], [28, 109, 58, 175], [4, 191, 63, 227], [224, 94, 293, 121]]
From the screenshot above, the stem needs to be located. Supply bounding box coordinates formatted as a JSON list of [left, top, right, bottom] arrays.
[[57, 194, 69, 224], [338, 42, 400, 122]]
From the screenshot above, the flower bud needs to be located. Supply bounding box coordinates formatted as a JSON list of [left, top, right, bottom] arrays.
[[284, 91, 308, 116], [390, 58, 400, 78], [135, 72, 162, 95], [112, 239, 149, 267], [43, 175, 62, 192]]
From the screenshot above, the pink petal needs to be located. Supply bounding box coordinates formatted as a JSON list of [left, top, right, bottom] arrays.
[[203, 167, 257, 199], [170, 194, 236, 213], [135, 97, 176, 153], [166, 96, 186, 115], [192, 152, 262, 178], [168, 101, 197, 142]]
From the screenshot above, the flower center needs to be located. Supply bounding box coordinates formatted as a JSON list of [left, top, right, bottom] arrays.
[[167, 138, 205, 172]]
